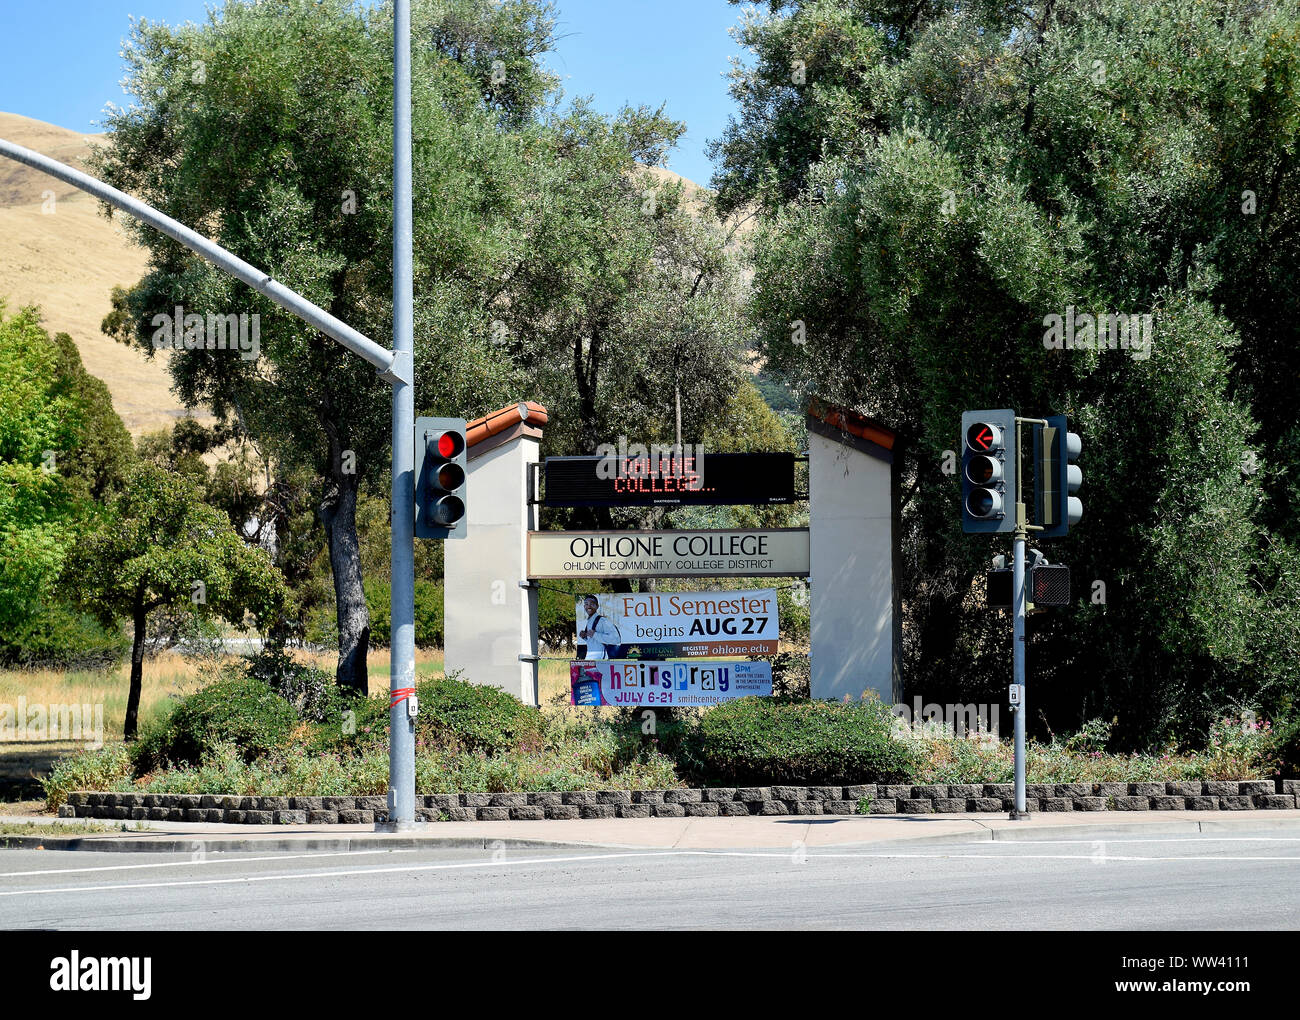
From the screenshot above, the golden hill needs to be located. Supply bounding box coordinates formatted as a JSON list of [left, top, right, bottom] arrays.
[[0, 112, 190, 435]]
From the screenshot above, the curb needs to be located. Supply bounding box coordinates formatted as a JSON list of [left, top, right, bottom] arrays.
[[0, 833, 599, 853]]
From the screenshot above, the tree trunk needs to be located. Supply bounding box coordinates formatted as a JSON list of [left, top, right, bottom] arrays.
[[320, 471, 370, 695], [124, 595, 147, 741]]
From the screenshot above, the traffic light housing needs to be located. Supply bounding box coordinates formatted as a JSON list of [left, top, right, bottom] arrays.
[[986, 553, 1068, 609], [415, 417, 467, 539], [1030, 563, 1071, 606], [1034, 414, 1083, 537], [961, 409, 1017, 533]]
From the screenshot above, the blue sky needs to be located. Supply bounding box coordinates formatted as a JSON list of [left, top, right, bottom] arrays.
[[0, 0, 745, 187]]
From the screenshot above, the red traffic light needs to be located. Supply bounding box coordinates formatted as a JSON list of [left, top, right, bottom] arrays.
[[966, 421, 1001, 453], [416, 416, 468, 540], [435, 432, 463, 458]]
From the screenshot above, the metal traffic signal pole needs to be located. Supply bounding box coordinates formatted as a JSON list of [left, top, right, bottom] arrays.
[[1011, 417, 1047, 820], [386, 0, 419, 829], [1011, 503, 1029, 818]]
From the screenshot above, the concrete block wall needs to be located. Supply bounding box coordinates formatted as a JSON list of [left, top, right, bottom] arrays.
[[59, 781, 1300, 823]]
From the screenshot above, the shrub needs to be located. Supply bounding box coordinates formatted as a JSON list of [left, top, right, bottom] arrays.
[[689, 696, 915, 785], [131, 675, 297, 770], [537, 584, 578, 651], [243, 645, 346, 722], [1063, 718, 1113, 754], [763, 651, 810, 698], [0, 601, 128, 671], [775, 586, 810, 645], [1269, 713, 1300, 778], [414, 672, 544, 755], [42, 745, 134, 810]]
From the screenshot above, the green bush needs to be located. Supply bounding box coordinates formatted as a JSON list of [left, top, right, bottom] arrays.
[[762, 651, 810, 698], [689, 696, 915, 785], [414, 672, 544, 755], [776, 586, 810, 645], [365, 578, 443, 648], [42, 745, 134, 810], [243, 645, 346, 722], [1270, 714, 1300, 778], [131, 675, 298, 770], [1063, 718, 1114, 754], [0, 601, 128, 670]]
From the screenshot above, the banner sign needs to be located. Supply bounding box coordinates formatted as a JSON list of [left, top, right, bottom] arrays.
[[527, 529, 810, 579], [574, 589, 779, 658], [544, 452, 796, 508], [570, 659, 773, 707]]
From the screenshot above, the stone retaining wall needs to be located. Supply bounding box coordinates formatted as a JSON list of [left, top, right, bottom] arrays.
[[59, 780, 1300, 824]]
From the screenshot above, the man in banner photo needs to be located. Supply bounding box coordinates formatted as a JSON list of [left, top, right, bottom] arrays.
[[577, 594, 623, 659]]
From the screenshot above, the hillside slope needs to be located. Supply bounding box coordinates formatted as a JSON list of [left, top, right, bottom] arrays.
[[0, 112, 187, 434]]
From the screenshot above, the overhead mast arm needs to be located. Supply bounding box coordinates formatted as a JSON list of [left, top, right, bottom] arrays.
[[0, 136, 406, 384]]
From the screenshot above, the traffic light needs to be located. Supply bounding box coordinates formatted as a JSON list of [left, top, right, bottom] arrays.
[[961, 409, 1017, 533], [415, 416, 468, 539], [1034, 414, 1083, 537]]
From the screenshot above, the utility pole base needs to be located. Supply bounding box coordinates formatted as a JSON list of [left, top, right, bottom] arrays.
[[1008, 810, 1032, 821], [374, 820, 428, 833]]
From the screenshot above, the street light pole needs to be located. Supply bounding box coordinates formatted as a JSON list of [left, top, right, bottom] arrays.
[[384, 0, 419, 830]]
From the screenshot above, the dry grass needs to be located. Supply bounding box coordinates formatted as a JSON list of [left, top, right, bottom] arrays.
[[0, 647, 573, 799], [0, 645, 560, 741], [0, 652, 201, 743]]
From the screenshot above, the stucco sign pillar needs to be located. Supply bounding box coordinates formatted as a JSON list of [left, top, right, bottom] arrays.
[[443, 401, 547, 705], [806, 400, 901, 705]]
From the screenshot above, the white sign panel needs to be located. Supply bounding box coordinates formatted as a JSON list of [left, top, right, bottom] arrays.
[[528, 529, 810, 579], [575, 590, 780, 658]]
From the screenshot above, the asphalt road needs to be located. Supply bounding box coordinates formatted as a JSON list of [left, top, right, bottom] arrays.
[[2, 834, 1298, 929]]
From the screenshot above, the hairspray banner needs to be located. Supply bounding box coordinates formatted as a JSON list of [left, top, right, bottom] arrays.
[[569, 659, 773, 707]]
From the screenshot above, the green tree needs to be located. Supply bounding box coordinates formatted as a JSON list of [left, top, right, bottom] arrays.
[[92, 0, 756, 669], [716, 0, 1300, 744], [62, 462, 292, 738], [49, 332, 134, 500], [0, 304, 81, 629], [92, 0, 555, 692], [501, 103, 753, 537]]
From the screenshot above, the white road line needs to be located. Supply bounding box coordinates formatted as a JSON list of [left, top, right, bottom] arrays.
[[0, 851, 677, 897], [0, 848, 417, 878], [1, 846, 1297, 898]]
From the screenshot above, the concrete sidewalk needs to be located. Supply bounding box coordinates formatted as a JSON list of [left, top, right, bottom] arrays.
[[4, 809, 1300, 853]]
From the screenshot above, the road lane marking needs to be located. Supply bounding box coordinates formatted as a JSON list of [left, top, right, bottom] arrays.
[[2, 845, 1298, 898], [0, 851, 680, 897], [0, 848, 417, 878]]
